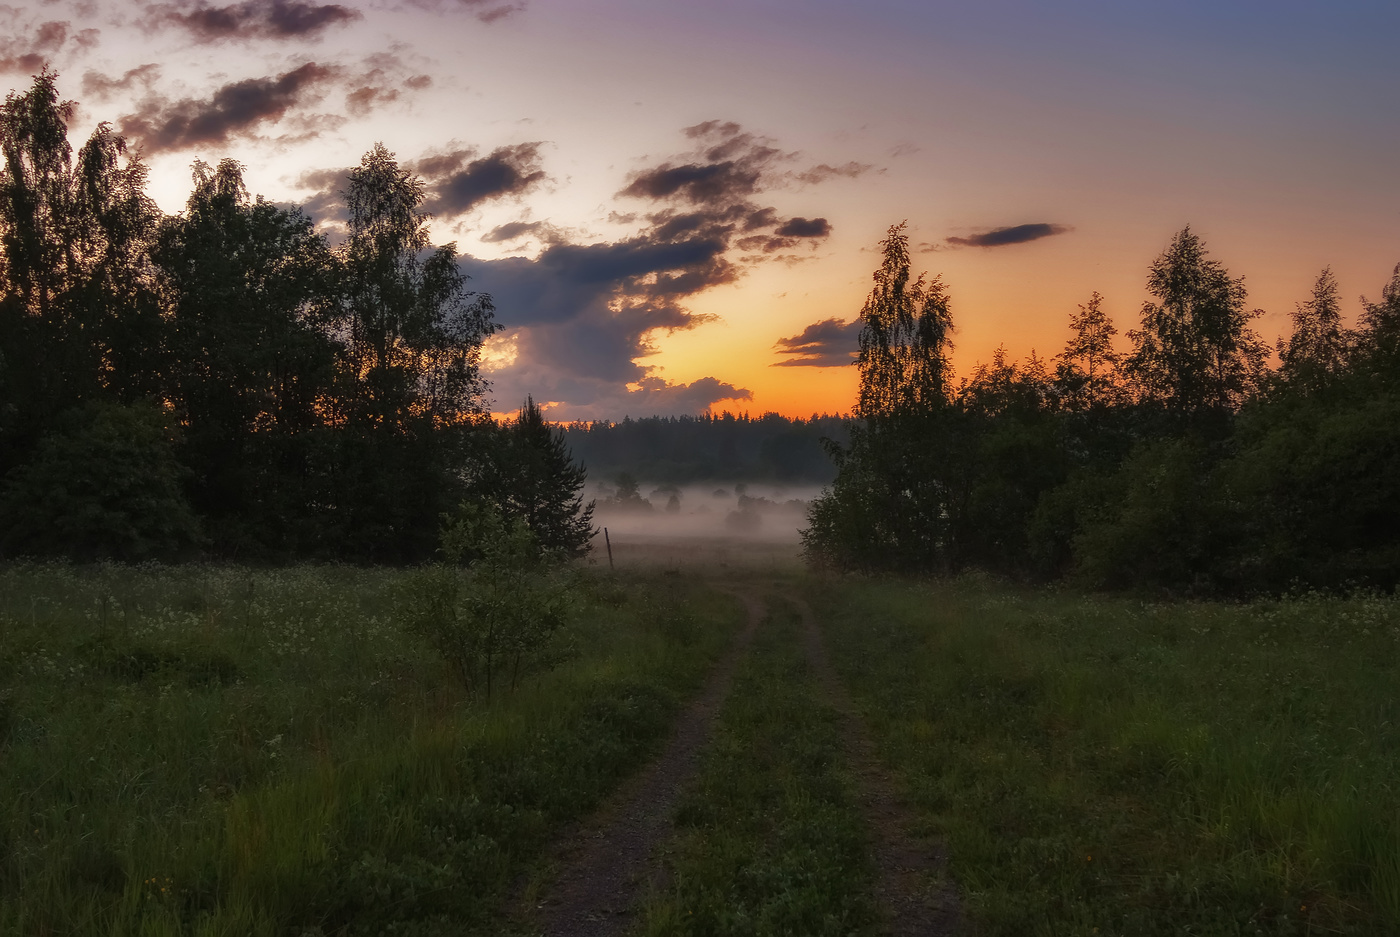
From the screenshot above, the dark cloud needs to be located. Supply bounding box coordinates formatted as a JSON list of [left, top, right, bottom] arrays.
[[481, 220, 557, 243], [621, 161, 763, 205], [82, 64, 160, 101], [457, 219, 743, 416], [119, 62, 336, 153], [412, 143, 547, 216], [146, 0, 360, 42], [0, 52, 47, 75], [772, 317, 860, 367], [619, 120, 786, 206], [945, 223, 1071, 248], [773, 217, 830, 238]]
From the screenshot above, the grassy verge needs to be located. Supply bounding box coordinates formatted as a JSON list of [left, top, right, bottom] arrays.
[[0, 562, 739, 935], [637, 595, 877, 937], [814, 574, 1400, 936]]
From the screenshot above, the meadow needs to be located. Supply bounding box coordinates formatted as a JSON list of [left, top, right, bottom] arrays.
[[3, 560, 1399, 935], [815, 576, 1400, 935], [0, 562, 739, 935]]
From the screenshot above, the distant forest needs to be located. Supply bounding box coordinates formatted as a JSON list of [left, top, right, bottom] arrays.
[[806, 223, 1400, 595], [558, 413, 849, 487]]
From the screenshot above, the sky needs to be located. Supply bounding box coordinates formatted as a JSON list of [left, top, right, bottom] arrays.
[[4, 0, 1399, 419]]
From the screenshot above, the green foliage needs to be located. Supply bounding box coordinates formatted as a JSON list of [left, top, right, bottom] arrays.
[[407, 502, 570, 699], [856, 222, 954, 420], [462, 397, 595, 558], [1071, 437, 1226, 592], [0, 401, 203, 561], [815, 576, 1400, 934]]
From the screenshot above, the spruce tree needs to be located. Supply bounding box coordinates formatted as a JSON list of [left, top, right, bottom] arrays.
[[463, 397, 595, 559]]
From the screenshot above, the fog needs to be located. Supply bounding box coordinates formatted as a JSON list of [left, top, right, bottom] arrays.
[[589, 481, 820, 541]]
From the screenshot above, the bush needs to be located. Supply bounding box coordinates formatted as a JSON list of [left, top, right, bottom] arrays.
[[402, 502, 571, 699], [0, 401, 203, 561]]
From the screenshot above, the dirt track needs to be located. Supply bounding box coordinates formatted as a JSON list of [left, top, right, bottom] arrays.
[[519, 581, 963, 936], [523, 590, 762, 937]]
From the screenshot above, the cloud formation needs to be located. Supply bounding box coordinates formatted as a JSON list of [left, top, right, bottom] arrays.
[[0, 19, 97, 74], [772, 317, 860, 367], [413, 143, 547, 217], [945, 222, 1070, 248], [409, 0, 525, 24], [291, 119, 855, 418], [481, 220, 559, 243], [145, 0, 361, 42], [82, 64, 161, 101], [119, 62, 336, 152]]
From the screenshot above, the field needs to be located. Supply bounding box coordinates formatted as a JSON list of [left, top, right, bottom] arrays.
[[2, 558, 1398, 935]]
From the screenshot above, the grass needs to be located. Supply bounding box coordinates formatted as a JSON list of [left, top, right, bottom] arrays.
[[636, 594, 877, 936], [814, 574, 1400, 936], [0, 561, 740, 935]]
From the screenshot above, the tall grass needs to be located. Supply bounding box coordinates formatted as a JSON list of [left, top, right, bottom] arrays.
[[0, 562, 740, 935], [815, 575, 1400, 936]]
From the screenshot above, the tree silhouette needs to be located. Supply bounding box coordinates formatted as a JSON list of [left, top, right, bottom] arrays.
[[1056, 291, 1122, 409], [1126, 227, 1266, 420], [463, 397, 595, 558], [1277, 267, 1350, 394], [856, 222, 954, 419], [336, 143, 497, 429]]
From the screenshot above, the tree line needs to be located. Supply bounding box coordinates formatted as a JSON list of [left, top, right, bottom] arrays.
[[806, 223, 1400, 595], [558, 412, 849, 486], [0, 72, 592, 563]]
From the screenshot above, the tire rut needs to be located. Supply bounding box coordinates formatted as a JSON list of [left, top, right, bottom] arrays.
[[787, 592, 965, 936], [519, 589, 764, 937]]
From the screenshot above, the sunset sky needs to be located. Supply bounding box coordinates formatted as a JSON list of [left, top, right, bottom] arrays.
[[5, 0, 1399, 419]]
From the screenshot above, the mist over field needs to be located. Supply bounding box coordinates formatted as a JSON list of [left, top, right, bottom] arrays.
[[589, 481, 822, 544]]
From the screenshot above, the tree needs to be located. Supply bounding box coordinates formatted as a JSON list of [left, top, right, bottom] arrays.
[[1358, 263, 1400, 370], [805, 223, 958, 571], [856, 222, 954, 419], [1056, 291, 1123, 409], [1278, 267, 1350, 393], [462, 397, 595, 558], [1125, 227, 1267, 420], [335, 143, 497, 428], [0, 401, 203, 561], [325, 144, 500, 559], [152, 158, 338, 553], [0, 72, 163, 475]]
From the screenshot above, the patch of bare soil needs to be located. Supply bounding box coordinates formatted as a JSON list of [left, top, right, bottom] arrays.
[[788, 592, 966, 936], [517, 590, 763, 937]]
